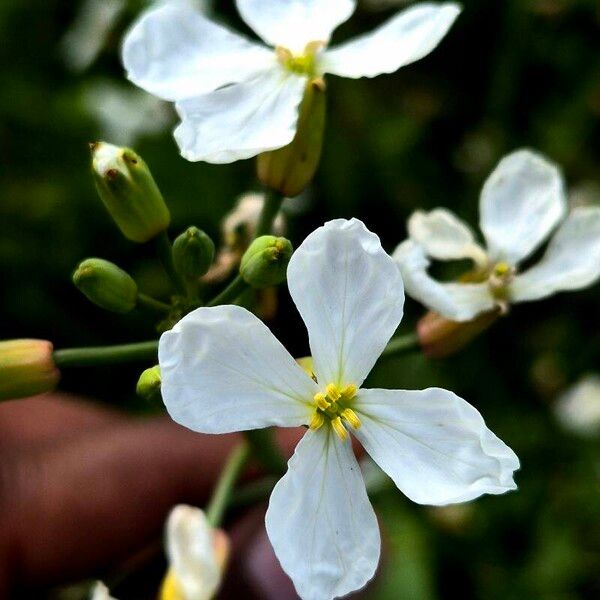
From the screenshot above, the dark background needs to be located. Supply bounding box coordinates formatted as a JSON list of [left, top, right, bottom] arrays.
[[1, 0, 599, 598]]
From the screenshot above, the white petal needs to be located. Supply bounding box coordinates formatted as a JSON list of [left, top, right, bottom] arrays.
[[353, 388, 520, 505], [393, 241, 495, 321], [320, 2, 461, 78], [158, 305, 316, 433], [479, 149, 567, 264], [511, 207, 600, 303], [408, 208, 487, 264], [266, 428, 380, 600], [122, 3, 274, 102], [288, 218, 404, 388], [236, 0, 356, 52], [166, 506, 220, 600], [174, 69, 306, 163]]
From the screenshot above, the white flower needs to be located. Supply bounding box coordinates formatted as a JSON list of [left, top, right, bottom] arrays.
[[159, 218, 519, 600], [122, 0, 461, 163], [90, 581, 118, 600], [161, 505, 228, 600], [394, 149, 600, 321], [554, 375, 600, 438]]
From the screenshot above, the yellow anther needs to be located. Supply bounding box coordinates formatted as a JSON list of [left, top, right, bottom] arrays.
[[340, 384, 357, 400], [325, 384, 341, 402], [160, 569, 185, 600], [341, 408, 361, 430], [314, 392, 330, 411], [331, 416, 348, 441], [493, 262, 511, 277], [309, 412, 325, 430]]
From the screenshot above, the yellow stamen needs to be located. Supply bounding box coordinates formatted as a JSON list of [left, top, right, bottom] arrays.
[[314, 392, 330, 410], [331, 416, 348, 441], [493, 262, 511, 277], [309, 411, 325, 430], [340, 383, 357, 400], [341, 408, 361, 430], [160, 569, 185, 600], [325, 383, 341, 402]]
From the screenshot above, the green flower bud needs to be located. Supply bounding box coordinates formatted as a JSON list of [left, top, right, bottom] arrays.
[[136, 365, 162, 402], [91, 142, 170, 243], [172, 227, 215, 282], [0, 339, 60, 401], [240, 236, 293, 289], [257, 78, 326, 197], [73, 258, 138, 313]]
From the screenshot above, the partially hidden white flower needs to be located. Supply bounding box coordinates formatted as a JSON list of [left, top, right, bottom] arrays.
[[159, 218, 519, 600], [394, 149, 600, 321], [554, 374, 600, 438], [90, 581, 118, 600], [122, 0, 461, 163], [160, 505, 229, 600]]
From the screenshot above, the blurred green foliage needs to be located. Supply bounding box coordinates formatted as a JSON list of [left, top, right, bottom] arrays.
[[1, 0, 599, 598]]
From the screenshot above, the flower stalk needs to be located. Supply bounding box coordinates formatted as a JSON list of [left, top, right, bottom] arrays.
[[206, 442, 250, 528], [53, 340, 158, 368], [155, 231, 187, 296]]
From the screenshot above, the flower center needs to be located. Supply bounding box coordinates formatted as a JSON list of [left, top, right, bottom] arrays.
[[487, 261, 516, 313], [276, 41, 323, 77], [488, 261, 515, 293], [309, 383, 361, 440]]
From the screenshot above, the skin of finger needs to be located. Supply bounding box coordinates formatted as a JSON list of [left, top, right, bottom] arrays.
[[0, 399, 306, 592], [0, 394, 125, 450]]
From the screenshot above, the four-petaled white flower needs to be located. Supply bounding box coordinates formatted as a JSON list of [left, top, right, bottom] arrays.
[[160, 505, 229, 600], [159, 218, 519, 600], [122, 0, 461, 163], [394, 149, 600, 321]]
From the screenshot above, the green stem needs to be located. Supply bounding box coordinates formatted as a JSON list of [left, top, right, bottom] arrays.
[[255, 189, 284, 237], [53, 340, 158, 368], [245, 428, 287, 474], [137, 293, 171, 313], [155, 231, 186, 295], [206, 442, 250, 527], [380, 333, 420, 359], [207, 274, 248, 307]]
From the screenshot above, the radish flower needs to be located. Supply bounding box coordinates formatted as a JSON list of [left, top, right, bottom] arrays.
[[159, 219, 519, 600], [122, 1, 461, 163], [395, 150, 600, 321]]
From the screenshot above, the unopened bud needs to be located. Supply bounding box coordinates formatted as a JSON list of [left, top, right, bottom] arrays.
[[418, 310, 499, 359], [0, 339, 60, 401], [240, 236, 293, 288], [91, 142, 170, 242], [73, 258, 138, 313], [173, 227, 215, 282], [257, 78, 326, 197], [136, 365, 162, 401]]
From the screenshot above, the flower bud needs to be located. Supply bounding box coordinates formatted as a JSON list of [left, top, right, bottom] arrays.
[[91, 141, 170, 242], [240, 236, 293, 289], [257, 78, 326, 197], [0, 339, 60, 401], [136, 365, 162, 402], [172, 227, 215, 282], [417, 310, 499, 359], [73, 258, 138, 313]]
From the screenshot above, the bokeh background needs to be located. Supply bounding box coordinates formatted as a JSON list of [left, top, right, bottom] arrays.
[[1, 0, 599, 598]]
